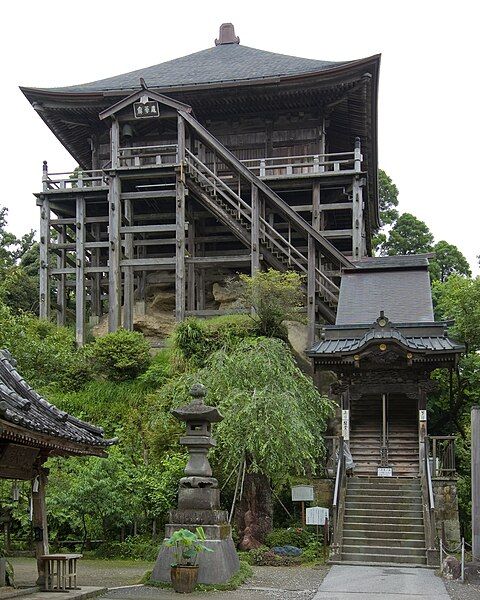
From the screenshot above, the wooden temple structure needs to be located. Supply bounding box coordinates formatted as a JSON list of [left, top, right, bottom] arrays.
[[308, 256, 464, 565], [0, 349, 115, 585], [21, 22, 380, 346], [21, 24, 463, 567]]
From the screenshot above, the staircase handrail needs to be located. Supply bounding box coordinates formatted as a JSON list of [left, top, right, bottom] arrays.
[[179, 110, 353, 270], [332, 437, 346, 556], [423, 436, 437, 553], [185, 149, 252, 218], [186, 148, 339, 304]]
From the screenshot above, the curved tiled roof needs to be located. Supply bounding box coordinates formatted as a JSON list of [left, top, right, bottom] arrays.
[[0, 350, 116, 454], [309, 329, 464, 356], [30, 44, 352, 94]]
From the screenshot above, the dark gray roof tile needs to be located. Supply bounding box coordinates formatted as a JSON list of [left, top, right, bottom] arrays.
[[29, 44, 349, 94], [0, 350, 116, 452]]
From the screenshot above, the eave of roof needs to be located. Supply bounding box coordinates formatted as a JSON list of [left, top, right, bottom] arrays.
[[0, 350, 116, 456], [307, 330, 465, 357], [20, 46, 379, 97]]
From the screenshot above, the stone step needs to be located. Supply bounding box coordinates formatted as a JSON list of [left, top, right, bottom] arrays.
[[347, 490, 422, 500], [343, 521, 425, 533], [344, 514, 424, 525], [343, 536, 426, 548], [345, 507, 422, 518], [341, 551, 427, 565], [343, 527, 425, 539], [346, 496, 422, 506], [342, 544, 426, 558]]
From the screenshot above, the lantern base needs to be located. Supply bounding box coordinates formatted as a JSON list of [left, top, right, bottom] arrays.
[[151, 522, 239, 585]]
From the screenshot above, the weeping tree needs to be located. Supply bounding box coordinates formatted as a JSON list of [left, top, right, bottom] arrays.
[[162, 336, 334, 549]]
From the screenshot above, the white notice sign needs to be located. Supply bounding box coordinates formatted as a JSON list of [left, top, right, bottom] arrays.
[[306, 506, 329, 525], [419, 410, 427, 422], [291, 485, 314, 502], [377, 467, 393, 477], [342, 409, 350, 441]]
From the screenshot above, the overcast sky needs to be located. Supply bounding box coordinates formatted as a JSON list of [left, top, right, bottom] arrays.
[[2, 0, 479, 273]]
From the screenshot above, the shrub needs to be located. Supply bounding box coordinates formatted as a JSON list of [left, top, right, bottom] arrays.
[[93, 536, 160, 561], [265, 527, 313, 549], [90, 329, 151, 381], [229, 269, 304, 339], [138, 349, 172, 389], [173, 315, 255, 367]]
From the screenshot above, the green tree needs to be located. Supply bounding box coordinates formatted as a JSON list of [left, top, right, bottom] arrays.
[[429, 241, 472, 283], [161, 337, 334, 548], [434, 275, 480, 354], [382, 213, 434, 256], [378, 169, 400, 226], [372, 169, 400, 252]]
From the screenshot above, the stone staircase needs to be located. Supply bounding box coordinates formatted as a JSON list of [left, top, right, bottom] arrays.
[[341, 477, 427, 565]]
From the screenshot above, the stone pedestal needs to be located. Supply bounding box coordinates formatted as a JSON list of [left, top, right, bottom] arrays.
[[151, 384, 239, 584]]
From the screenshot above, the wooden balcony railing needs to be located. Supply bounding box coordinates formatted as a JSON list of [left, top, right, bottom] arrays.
[[42, 162, 108, 191], [241, 147, 362, 178], [41, 139, 363, 190], [117, 144, 178, 168]]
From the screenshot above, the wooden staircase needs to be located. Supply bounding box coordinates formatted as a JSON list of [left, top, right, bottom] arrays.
[[341, 477, 427, 566], [349, 394, 419, 478], [179, 110, 353, 324]]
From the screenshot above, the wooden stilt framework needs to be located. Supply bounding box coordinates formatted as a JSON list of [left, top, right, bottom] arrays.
[[37, 92, 369, 346]]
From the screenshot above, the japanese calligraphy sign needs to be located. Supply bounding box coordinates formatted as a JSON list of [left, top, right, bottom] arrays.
[[133, 101, 160, 119]]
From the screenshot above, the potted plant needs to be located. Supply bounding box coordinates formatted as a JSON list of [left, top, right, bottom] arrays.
[[164, 527, 213, 593]]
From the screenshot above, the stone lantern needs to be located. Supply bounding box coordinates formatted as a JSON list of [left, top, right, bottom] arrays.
[[152, 384, 239, 584]]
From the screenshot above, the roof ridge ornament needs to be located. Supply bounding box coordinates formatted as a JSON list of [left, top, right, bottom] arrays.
[[215, 23, 240, 46]]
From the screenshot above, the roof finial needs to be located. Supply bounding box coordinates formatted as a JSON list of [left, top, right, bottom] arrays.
[[215, 23, 240, 46]]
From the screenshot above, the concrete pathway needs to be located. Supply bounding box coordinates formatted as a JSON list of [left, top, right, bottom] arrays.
[[313, 565, 450, 600]]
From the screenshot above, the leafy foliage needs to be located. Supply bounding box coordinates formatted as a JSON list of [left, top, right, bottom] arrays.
[[164, 527, 212, 566], [430, 241, 471, 283], [90, 329, 151, 381], [433, 275, 480, 353], [172, 315, 255, 367], [381, 212, 434, 256], [230, 269, 304, 339], [265, 527, 313, 548], [162, 337, 334, 485]]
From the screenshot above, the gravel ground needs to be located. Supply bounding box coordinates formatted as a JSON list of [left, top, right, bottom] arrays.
[[445, 580, 480, 600], [9, 557, 152, 589], [102, 565, 330, 600]]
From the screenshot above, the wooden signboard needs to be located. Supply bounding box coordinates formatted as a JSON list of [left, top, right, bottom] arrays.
[[133, 101, 160, 119]]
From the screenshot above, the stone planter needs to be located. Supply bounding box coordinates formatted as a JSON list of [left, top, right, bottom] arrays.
[[171, 565, 199, 593]]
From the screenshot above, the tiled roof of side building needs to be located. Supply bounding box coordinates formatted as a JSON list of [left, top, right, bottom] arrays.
[[336, 266, 435, 325], [24, 43, 354, 94], [309, 331, 464, 355], [0, 350, 116, 452]]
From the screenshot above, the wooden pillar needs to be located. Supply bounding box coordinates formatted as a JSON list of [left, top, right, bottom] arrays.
[[307, 235, 316, 348], [312, 182, 321, 230], [352, 176, 364, 260], [472, 405, 480, 561], [90, 223, 102, 322], [175, 114, 186, 322], [108, 176, 122, 331], [109, 117, 122, 332], [251, 185, 260, 274], [56, 225, 66, 326], [39, 197, 50, 320], [32, 466, 49, 588], [75, 196, 86, 346], [186, 210, 196, 312], [123, 198, 134, 330]]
